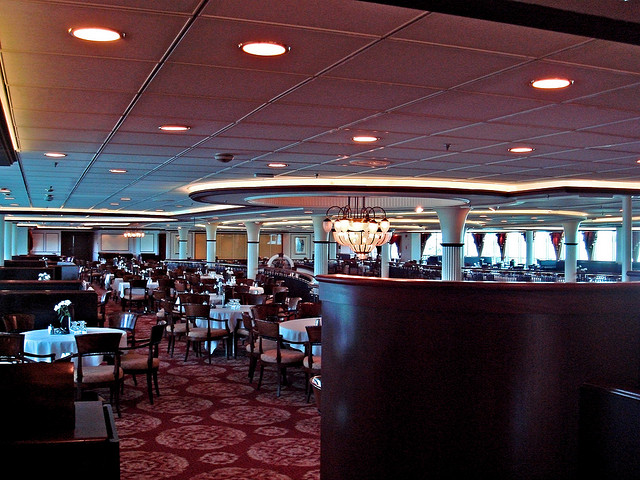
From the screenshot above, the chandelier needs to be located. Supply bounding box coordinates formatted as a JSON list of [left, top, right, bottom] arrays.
[[123, 231, 145, 238], [322, 197, 391, 259]]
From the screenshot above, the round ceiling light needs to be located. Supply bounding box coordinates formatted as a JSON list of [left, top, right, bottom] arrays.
[[239, 41, 289, 56], [508, 146, 535, 153], [530, 78, 573, 89], [69, 27, 123, 42]]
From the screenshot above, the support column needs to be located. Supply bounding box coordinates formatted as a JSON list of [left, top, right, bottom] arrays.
[[525, 230, 535, 268], [380, 241, 391, 278], [4, 221, 13, 261], [312, 215, 329, 277], [205, 222, 218, 267], [11, 223, 17, 257], [178, 227, 188, 259], [434, 206, 470, 281], [0, 215, 5, 266], [621, 195, 632, 282], [165, 230, 173, 259], [245, 222, 261, 281], [563, 220, 581, 283]]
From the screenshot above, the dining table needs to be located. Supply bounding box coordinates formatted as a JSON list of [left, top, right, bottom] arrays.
[[279, 317, 322, 354], [23, 327, 128, 366], [189, 304, 254, 354], [116, 278, 160, 299]]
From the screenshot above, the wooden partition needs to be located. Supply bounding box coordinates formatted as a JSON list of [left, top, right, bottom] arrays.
[[0, 290, 98, 329], [317, 275, 640, 480], [0, 266, 58, 280], [0, 280, 84, 291]]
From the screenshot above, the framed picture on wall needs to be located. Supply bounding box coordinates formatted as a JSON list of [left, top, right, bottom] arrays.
[[293, 234, 310, 257]]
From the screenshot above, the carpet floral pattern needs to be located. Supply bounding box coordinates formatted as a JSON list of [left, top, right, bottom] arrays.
[[100, 295, 320, 480]]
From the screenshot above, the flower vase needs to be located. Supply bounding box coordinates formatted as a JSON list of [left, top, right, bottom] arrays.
[[59, 305, 74, 333]]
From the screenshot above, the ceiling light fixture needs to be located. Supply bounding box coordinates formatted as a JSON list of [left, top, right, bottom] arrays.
[[239, 41, 289, 56], [69, 27, 123, 42], [44, 152, 67, 158], [109, 168, 127, 173], [352, 135, 379, 143], [159, 125, 191, 131], [123, 231, 145, 238], [322, 196, 391, 260], [267, 162, 288, 168], [508, 146, 535, 153], [530, 78, 573, 89]]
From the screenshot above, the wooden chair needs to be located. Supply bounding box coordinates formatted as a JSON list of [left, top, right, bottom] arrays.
[[73, 332, 124, 416], [251, 303, 286, 322], [107, 311, 138, 346], [120, 323, 166, 404], [272, 286, 289, 304], [160, 298, 188, 357], [297, 301, 322, 319], [255, 319, 304, 396], [238, 312, 276, 382], [97, 291, 112, 327], [245, 293, 268, 306], [0, 332, 56, 363], [122, 279, 148, 312], [303, 325, 322, 402], [2, 313, 35, 333], [183, 303, 231, 363]]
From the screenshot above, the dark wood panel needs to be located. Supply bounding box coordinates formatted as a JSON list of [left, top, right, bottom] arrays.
[[317, 275, 640, 480], [0, 280, 83, 290]]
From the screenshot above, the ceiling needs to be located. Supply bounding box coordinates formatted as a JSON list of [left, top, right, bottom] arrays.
[[1, 0, 640, 234]]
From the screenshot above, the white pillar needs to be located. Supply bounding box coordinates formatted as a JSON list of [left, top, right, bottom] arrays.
[[15, 226, 28, 256], [621, 195, 632, 282], [245, 222, 261, 281], [381, 241, 391, 278], [205, 222, 218, 267], [312, 215, 329, 277], [0, 215, 5, 266], [4, 221, 13, 260], [563, 220, 581, 283], [165, 230, 172, 259], [11, 223, 17, 257], [178, 227, 188, 259], [435, 206, 470, 281], [525, 230, 535, 268]]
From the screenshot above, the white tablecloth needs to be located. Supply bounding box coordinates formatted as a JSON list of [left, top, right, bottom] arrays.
[[279, 317, 322, 354], [23, 327, 128, 365], [193, 304, 253, 353]]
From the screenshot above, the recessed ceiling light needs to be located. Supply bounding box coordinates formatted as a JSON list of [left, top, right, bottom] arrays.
[[636, 159, 640, 164], [530, 78, 573, 89], [110, 202, 119, 206], [109, 168, 127, 173], [0, 188, 10, 193], [415, 206, 424, 213], [508, 146, 535, 153], [352, 135, 379, 143], [159, 125, 191, 132], [239, 41, 289, 56], [44, 152, 66, 158], [69, 27, 123, 42], [267, 162, 288, 168], [120, 197, 131, 201]]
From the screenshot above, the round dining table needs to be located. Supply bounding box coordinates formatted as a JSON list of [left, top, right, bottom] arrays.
[[23, 327, 128, 365], [279, 317, 322, 354]]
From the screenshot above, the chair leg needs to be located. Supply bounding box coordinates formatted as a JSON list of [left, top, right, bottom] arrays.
[[184, 339, 191, 361], [257, 364, 264, 390], [153, 371, 160, 396], [248, 356, 257, 383], [146, 372, 153, 404]]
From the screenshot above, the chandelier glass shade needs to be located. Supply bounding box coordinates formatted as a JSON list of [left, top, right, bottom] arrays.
[[322, 197, 391, 259], [123, 231, 145, 238]]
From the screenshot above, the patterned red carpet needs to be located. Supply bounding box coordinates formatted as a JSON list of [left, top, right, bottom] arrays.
[[102, 295, 320, 480]]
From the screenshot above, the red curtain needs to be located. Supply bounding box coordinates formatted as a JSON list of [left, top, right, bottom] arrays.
[[496, 233, 507, 261], [472, 233, 485, 257], [582, 231, 597, 261], [550, 231, 563, 261]]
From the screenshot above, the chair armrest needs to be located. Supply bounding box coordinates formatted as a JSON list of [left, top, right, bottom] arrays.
[[24, 351, 57, 362]]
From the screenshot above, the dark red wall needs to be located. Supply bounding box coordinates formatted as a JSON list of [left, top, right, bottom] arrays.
[[317, 275, 640, 479]]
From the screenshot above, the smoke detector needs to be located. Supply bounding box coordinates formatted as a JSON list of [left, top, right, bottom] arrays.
[[215, 153, 234, 163]]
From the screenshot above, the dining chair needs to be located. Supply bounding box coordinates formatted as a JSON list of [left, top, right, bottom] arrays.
[[120, 323, 167, 404], [303, 325, 322, 402], [122, 278, 148, 312], [183, 303, 231, 363], [97, 291, 112, 327], [107, 311, 138, 346], [238, 313, 277, 382], [297, 301, 322, 319], [2, 313, 36, 333], [254, 319, 304, 397], [272, 286, 289, 304], [245, 293, 268, 306], [73, 332, 124, 416], [160, 298, 188, 357], [251, 304, 286, 322], [0, 332, 56, 363]]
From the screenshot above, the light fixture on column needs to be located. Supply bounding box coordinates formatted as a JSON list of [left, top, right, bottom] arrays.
[[322, 196, 391, 259], [123, 231, 145, 238]]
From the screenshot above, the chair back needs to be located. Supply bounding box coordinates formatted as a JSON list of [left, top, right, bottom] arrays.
[[99, 291, 111, 304], [305, 325, 322, 344], [178, 293, 209, 306], [129, 278, 148, 291], [108, 311, 138, 331], [74, 332, 122, 383], [298, 302, 322, 318], [245, 293, 267, 305], [0, 332, 25, 362], [251, 304, 284, 322], [2, 313, 35, 333], [254, 319, 281, 344], [183, 303, 210, 320]]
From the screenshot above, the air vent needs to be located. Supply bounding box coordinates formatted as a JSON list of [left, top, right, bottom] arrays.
[[254, 173, 274, 178]]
